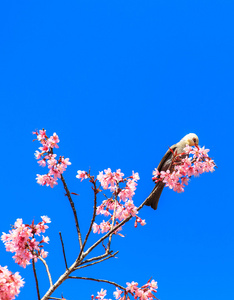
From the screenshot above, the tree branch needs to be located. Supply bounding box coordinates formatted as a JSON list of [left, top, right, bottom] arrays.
[[32, 258, 40, 300], [59, 232, 68, 270], [77, 177, 98, 261], [107, 195, 118, 252], [75, 251, 119, 270], [68, 276, 125, 290], [39, 256, 53, 287], [60, 174, 83, 249]]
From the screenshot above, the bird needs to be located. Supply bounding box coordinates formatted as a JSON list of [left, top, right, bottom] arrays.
[[145, 133, 199, 210]]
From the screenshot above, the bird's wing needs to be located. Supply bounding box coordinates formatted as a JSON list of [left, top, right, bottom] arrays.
[[157, 144, 177, 172]]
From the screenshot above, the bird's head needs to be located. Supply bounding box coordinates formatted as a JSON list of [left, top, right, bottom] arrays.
[[181, 133, 199, 146]]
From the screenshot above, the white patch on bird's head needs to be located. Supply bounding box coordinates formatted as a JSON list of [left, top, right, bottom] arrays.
[[181, 133, 199, 146]]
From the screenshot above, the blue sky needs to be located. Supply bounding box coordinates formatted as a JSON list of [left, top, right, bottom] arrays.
[[0, 1, 233, 299]]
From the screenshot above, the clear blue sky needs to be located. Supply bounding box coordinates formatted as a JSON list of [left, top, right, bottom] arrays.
[[0, 1, 233, 299]]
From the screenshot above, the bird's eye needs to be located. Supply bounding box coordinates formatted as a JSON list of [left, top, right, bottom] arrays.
[[193, 138, 197, 143]]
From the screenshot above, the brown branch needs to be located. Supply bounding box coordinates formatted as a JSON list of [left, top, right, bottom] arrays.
[[60, 174, 83, 249], [107, 194, 118, 251], [59, 232, 68, 270], [75, 251, 119, 270], [68, 276, 125, 290], [32, 258, 40, 300], [39, 256, 53, 287], [77, 177, 98, 261], [79, 251, 111, 265], [41, 261, 77, 300]]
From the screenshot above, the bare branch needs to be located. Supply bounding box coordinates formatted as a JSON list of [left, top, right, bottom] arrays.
[[68, 276, 125, 290], [59, 232, 68, 270], [75, 251, 119, 270], [32, 258, 40, 300], [79, 251, 111, 265], [60, 174, 83, 249], [107, 195, 118, 251], [39, 256, 53, 287], [77, 177, 98, 261], [41, 261, 77, 300]]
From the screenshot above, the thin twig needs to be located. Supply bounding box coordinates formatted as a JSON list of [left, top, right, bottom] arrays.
[[107, 194, 118, 251], [48, 297, 64, 300], [79, 252, 111, 265], [77, 177, 98, 261], [39, 256, 53, 287], [32, 258, 40, 300], [75, 251, 119, 270], [60, 174, 83, 249], [59, 232, 68, 270], [68, 276, 125, 290]]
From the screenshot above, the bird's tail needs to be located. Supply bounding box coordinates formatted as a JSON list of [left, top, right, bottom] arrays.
[[145, 183, 165, 210]]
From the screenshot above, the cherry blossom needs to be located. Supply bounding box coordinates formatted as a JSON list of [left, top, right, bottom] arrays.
[[89, 168, 145, 234], [1, 216, 50, 268], [94, 279, 158, 300], [0, 265, 24, 300], [152, 145, 215, 193], [76, 170, 88, 181], [33, 130, 71, 188]]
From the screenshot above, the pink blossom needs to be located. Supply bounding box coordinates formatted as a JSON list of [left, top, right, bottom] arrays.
[[41, 216, 51, 223], [36, 174, 58, 188], [94, 169, 144, 234], [41, 236, 50, 243], [61, 157, 71, 166], [40, 249, 48, 259], [135, 217, 146, 227], [34, 150, 43, 160], [96, 289, 107, 299], [1, 217, 50, 268], [152, 168, 160, 180], [113, 288, 122, 299], [96, 204, 111, 216], [152, 145, 215, 194], [97, 168, 124, 191], [131, 171, 140, 181], [76, 170, 88, 181], [37, 129, 47, 141], [126, 281, 138, 293], [114, 169, 124, 181], [38, 159, 47, 167], [92, 223, 100, 234], [47, 133, 60, 148], [34, 129, 71, 188], [99, 221, 111, 233], [0, 265, 24, 300], [94, 279, 158, 300], [149, 279, 158, 290]]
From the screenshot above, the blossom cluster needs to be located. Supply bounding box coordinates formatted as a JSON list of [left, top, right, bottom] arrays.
[[33, 129, 71, 188], [93, 279, 158, 300], [76, 169, 146, 234], [1, 216, 51, 268], [0, 265, 24, 300], [152, 145, 216, 193]]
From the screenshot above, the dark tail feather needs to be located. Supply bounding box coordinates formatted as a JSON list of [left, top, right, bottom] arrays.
[[145, 183, 165, 210]]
